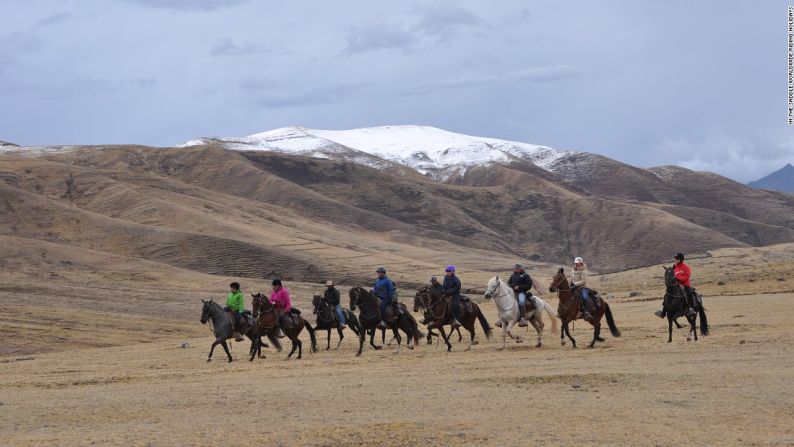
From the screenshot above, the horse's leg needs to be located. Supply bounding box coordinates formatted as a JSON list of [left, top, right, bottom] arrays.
[[688, 315, 697, 342], [564, 322, 577, 348], [667, 316, 674, 343], [560, 321, 566, 346], [287, 337, 297, 359], [456, 326, 463, 342], [336, 327, 344, 350], [466, 323, 475, 351], [296, 338, 303, 359], [326, 328, 331, 350], [392, 326, 401, 354], [207, 340, 220, 362], [595, 309, 606, 342], [505, 320, 521, 343], [427, 328, 434, 345], [589, 322, 601, 348], [530, 318, 542, 348], [674, 318, 684, 329], [221, 340, 232, 363], [438, 325, 452, 352], [500, 320, 508, 350], [356, 326, 366, 357], [249, 337, 258, 362], [370, 326, 382, 350]]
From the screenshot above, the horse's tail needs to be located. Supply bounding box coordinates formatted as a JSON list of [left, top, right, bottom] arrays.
[[542, 301, 559, 332], [698, 306, 709, 336], [475, 305, 492, 340], [347, 310, 362, 337], [404, 310, 425, 341], [266, 333, 283, 353], [604, 303, 621, 337], [304, 319, 318, 353], [406, 312, 421, 346]]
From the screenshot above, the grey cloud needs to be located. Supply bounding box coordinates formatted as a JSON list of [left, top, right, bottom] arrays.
[[2, 77, 157, 99], [118, 0, 249, 11], [342, 24, 419, 55], [209, 38, 276, 57], [249, 82, 373, 108], [35, 13, 72, 29], [405, 65, 579, 95], [410, 3, 483, 41]]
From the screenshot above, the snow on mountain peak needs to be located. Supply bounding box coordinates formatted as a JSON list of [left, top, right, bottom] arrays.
[[179, 125, 573, 177]]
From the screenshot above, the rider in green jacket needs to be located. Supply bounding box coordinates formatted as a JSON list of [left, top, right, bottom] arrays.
[[224, 282, 246, 341]]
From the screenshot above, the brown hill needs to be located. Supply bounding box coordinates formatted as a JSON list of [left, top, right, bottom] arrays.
[[1, 143, 793, 280]]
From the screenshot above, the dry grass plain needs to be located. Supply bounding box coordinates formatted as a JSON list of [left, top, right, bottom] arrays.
[[1, 246, 793, 446]]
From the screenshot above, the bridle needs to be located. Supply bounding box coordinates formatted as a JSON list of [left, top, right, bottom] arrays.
[[314, 297, 334, 323], [252, 294, 278, 329], [486, 277, 515, 311], [417, 288, 449, 320], [351, 287, 379, 320]]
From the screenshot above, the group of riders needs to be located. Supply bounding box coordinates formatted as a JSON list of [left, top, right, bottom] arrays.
[[221, 252, 699, 341]]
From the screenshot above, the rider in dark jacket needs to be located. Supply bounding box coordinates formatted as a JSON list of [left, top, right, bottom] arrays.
[[324, 280, 346, 328], [372, 266, 396, 328], [508, 264, 534, 326], [443, 265, 463, 329]]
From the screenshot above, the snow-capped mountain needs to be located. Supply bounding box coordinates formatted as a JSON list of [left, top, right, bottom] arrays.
[[179, 125, 574, 180]]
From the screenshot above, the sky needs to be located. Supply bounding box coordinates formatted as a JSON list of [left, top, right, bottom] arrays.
[[1, 0, 792, 182]]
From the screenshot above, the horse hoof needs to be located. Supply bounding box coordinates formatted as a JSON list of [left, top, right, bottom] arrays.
[[207, 358, 212, 363], [535, 343, 542, 348], [561, 341, 566, 346], [687, 337, 692, 342], [355, 353, 362, 357]]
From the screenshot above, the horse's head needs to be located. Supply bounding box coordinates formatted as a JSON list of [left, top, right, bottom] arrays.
[[413, 286, 428, 312], [663, 266, 677, 287], [251, 292, 265, 318], [348, 287, 360, 311], [483, 276, 500, 300], [312, 294, 323, 314], [200, 299, 213, 324], [549, 267, 566, 293]]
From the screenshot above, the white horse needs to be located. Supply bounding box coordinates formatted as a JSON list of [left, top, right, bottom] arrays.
[[484, 276, 558, 349]]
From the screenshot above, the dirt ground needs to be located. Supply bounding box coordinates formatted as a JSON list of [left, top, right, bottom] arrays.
[[1, 289, 793, 446]]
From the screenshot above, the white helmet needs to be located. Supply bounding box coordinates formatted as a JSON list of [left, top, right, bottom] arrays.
[[574, 257, 584, 264]]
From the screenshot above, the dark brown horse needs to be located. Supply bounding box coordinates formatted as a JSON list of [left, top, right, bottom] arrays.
[[549, 267, 621, 348], [251, 293, 317, 360], [311, 294, 362, 350], [662, 266, 709, 343], [348, 286, 420, 356], [413, 286, 491, 351]]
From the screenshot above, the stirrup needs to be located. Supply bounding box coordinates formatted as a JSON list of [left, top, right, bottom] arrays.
[[518, 318, 528, 328], [277, 329, 285, 338], [494, 320, 502, 328], [654, 309, 664, 318]]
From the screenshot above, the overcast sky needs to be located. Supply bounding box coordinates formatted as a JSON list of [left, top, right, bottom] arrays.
[[1, 0, 791, 182]]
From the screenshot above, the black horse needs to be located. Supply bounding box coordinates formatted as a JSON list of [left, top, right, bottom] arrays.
[[662, 266, 709, 343], [312, 294, 362, 350], [200, 299, 271, 362], [348, 286, 420, 356]]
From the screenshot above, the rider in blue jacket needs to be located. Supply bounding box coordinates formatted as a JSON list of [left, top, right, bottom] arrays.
[[372, 266, 395, 328]]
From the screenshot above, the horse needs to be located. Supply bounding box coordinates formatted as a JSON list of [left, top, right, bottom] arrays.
[[348, 286, 420, 356], [311, 294, 362, 350], [413, 286, 491, 351], [483, 276, 558, 349], [416, 300, 463, 345], [200, 298, 267, 362], [549, 267, 621, 348], [251, 292, 317, 360], [661, 266, 709, 342]]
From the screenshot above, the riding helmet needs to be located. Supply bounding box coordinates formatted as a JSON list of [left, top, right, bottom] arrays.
[[376, 266, 386, 273], [229, 282, 240, 290], [674, 253, 685, 260], [272, 278, 282, 286], [445, 265, 456, 272]]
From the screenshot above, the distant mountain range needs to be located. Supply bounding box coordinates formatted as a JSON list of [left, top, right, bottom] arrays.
[[748, 163, 794, 193], [1, 125, 793, 283]]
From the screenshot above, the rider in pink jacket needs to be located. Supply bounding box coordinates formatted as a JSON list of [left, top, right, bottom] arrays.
[[270, 279, 292, 312]]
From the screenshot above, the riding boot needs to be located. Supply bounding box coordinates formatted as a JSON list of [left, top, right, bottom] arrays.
[[518, 303, 528, 327], [277, 328, 285, 338], [233, 331, 244, 342], [654, 308, 666, 318], [581, 300, 593, 321], [450, 305, 462, 330], [378, 320, 387, 329]]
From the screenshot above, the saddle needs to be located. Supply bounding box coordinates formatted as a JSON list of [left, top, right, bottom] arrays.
[[382, 303, 397, 322]]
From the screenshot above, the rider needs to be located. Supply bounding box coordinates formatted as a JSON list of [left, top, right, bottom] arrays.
[[270, 279, 292, 338], [508, 264, 535, 327], [443, 265, 463, 329], [372, 266, 395, 329], [224, 282, 246, 342], [324, 280, 346, 329], [571, 257, 593, 321], [655, 253, 696, 318]]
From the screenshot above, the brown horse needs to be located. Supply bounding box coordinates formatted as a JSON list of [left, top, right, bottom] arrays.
[[549, 267, 621, 348], [413, 286, 491, 351], [251, 292, 317, 360]]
